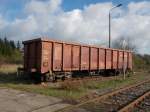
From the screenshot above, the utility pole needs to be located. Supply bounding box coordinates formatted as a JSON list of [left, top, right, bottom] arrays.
[[109, 4, 122, 48]]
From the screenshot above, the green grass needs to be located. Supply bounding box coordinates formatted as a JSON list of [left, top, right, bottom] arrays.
[[0, 84, 86, 100], [0, 64, 150, 101]]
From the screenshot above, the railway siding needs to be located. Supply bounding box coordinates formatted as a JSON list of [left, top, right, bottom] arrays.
[[125, 91, 150, 112], [57, 80, 150, 112]]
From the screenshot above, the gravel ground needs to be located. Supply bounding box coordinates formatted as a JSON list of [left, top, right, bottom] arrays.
[[0, 87, 71, 112]]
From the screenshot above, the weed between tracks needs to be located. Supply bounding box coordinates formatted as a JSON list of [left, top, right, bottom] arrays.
[[0, 64, 150, 101]]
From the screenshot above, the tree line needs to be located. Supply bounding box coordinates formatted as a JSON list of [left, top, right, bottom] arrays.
[[112, 36, 150, 71], [0, 37, 22, 64]]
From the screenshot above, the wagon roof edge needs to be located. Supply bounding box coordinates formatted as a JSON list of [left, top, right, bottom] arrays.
[[23, 37, 133, 53]]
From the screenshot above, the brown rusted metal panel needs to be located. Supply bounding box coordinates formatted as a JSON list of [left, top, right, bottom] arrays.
[[99, 48, 105, 69], [24, 41, 42, 72], [28, 42, 35, 69], [35, 42, 42, 72], [112, 50, 118, 69], [63, 44, 72, 71], [53, 42, 62, 71], [106, 49, 112, 69], [90, 47, 98, 70], [41, 42, 52, 73], [123, 52, 128, 70], [23, 38, 133, 74], [24, 44, 28, 70], [28, 43, 35, 69], [118, 51, 123, 69], [72, 45, 80, 71], [128, 52, 133, 70], [81, 46, 90, 70]]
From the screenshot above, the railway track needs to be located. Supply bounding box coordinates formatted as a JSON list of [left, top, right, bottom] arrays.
[[124, 91, 150, 112], [56, 80, 150, 112]]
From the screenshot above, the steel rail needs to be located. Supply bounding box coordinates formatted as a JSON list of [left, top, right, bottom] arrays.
[[55, 79, 150, 112], [118, 90, 150, 112]]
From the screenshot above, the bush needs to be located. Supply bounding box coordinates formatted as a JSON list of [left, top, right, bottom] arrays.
[[59, 81, 84, 91], [133, 54, 150, 71]]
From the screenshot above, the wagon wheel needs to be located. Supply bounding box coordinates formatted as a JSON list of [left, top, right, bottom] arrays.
[[61, 76, 65, 81], [45, 73, 51, 82], [45, 72, 57, 82], [52, 75, 57, 82]]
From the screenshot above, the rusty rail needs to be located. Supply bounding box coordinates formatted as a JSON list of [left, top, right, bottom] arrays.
[[119, 90, 150, 112], [56, 79, 150, 112]]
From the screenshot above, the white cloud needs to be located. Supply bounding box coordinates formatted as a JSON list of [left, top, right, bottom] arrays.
[[25, 0, 62, 15], [128, 1, 150, 15], [0, 15, 7, 30], [0, 0, 150, 54]]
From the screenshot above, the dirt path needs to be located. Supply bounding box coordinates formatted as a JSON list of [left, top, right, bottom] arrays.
[[0, 87, 71, 112]]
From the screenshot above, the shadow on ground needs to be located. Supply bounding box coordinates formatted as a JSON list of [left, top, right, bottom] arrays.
[[0, 72, 33, 84]]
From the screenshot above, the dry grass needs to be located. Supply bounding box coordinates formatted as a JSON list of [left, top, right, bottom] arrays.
[[0, 64, 22, 73], [59, 80, 86, 91], [0, 64, 150, 101]]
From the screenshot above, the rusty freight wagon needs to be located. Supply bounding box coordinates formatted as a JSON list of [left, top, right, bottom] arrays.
[[23, 38, 133, 81]]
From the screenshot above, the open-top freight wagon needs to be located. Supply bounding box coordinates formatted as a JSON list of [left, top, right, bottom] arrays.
[[23, 38, 132, 81]]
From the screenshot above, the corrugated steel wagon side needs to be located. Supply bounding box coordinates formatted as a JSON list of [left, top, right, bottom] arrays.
[[22, 38, 133, 81], [23, 39, 42, 73], [112, 50, 118, 69], [105, 49, 112, 70], [90, 47, 99, 71], [128, 52, 133, 70]]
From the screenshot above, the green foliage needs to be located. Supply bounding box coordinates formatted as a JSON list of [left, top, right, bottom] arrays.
[[112, 36, 137, 52], [133, 54, 150, 71], [0, 37, 22, 64]]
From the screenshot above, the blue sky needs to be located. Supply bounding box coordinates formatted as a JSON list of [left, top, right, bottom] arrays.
[[0, 0, 148, 21], [62, 0, 145, 10], [0, 0, 149, 54]]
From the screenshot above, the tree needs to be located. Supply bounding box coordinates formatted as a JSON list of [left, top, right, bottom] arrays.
[[17, 41, 21, 50], [9, 40, 16, 49], [4, 37, 8, 44], [112, 36, 137, 52], [0, 37, 22, 64]]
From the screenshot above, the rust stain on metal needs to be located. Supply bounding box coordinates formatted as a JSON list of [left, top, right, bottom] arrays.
[[72, 45, 80, 70], [106, 49, 112, 69], [112, 50, 118, 69], [119, 91, 150, 112], [81, 46, 90, 70], [23, 38, 133, 74], [90, 47, 98, 70], [99, 48, 105, 69]]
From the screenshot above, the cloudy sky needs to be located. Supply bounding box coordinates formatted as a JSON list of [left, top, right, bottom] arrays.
[[0, 0, 149, 54]]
